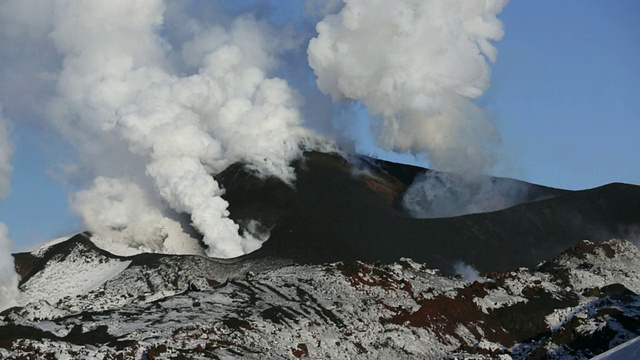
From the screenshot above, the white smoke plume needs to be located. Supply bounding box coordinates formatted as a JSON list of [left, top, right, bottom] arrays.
[[309, 0, 508, 176], [453, 261, 484, 283], [0, 0, 329, 258], [309, 0, 517, 218], [57, 1, 323, 258], [0, 109, 20, 310], [0, 223, 20, 311], [0, 0, 515, 257], [402, 171, 531, 218], [71, 177, 204, 256]]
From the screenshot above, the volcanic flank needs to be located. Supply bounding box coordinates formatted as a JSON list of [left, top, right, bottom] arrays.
[[214, 151, 640, 274], [2, 1, 640, 358], [4, 153, 640, 359], [5, 220, 640, 358]]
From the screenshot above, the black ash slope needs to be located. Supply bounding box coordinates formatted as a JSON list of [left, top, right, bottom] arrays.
[[219, 151, 640, 273]]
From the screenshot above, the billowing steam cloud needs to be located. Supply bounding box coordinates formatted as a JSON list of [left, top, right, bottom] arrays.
[[402, 171, 532, 218], [0, 223, 19, 311], [72, 177, 204, 256], [309, 0, 508, 175], [309, 0, 513, 218], [54, 1, 326, 257], [1, 0, 331, 258], [453, 261, 483, 283], [1, 0, 514, 258], [0, 109, 19, 310]]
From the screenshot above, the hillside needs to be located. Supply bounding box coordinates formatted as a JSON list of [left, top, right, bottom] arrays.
[[3, 152, 640, 359]]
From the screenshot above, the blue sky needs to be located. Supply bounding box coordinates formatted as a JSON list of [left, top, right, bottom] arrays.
[[486, 0, 640, 188], [355, 0, 640, 189], [1, 0, 639, 251]]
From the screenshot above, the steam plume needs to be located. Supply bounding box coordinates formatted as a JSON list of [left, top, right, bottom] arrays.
[[1, 0, 514, 257], [1, 0, 327, 258], [59, 1, 321, 257], [0, 109, 19, 310], [0, 108, 12, 199], [71, 177, 204, 256], [453, 261, 483, 283], [309, 0, 508, 175], [0, 223, 19, 311], [402, 171, 530, 218]]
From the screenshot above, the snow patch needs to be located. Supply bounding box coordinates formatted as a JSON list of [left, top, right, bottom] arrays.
[[21, 246, 131, 305], [31, 236, 72, 257], [592, 335, 640, 360]]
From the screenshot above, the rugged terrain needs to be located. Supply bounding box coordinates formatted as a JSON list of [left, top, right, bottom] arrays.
[[223, 152, 640, 273], [3, 235, 640, 359], [2, 152, 640, 359]]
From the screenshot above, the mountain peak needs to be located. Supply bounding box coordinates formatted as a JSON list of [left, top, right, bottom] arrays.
[[217, 152, 640, 273], [4, 153, 640, 358]]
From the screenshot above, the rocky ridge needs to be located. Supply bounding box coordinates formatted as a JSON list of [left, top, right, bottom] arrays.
[[3, 152, 640, 359], [2, 235, 640, 359]]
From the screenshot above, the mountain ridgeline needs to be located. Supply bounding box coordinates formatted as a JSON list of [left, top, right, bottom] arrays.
[[5, 151, 640, 359], [218, 151, 640, 273]]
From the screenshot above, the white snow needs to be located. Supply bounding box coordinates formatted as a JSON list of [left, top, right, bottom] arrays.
[[556, 239, 640, 293], [474, 286, 528, 314], [591, 335, 640, 360], [31, 235, 72, 257], [21, 246, 131, 306], [4, 238, 640, 359]]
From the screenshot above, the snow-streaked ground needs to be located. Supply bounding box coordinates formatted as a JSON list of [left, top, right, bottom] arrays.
[[21, 244, 131, 305], [591, 336, 640, 360], [2, 237, 640, 359]]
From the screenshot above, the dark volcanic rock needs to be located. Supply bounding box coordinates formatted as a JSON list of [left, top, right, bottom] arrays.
[[217, 151, 640, 273], [5, 239, 640, 359], [5, 152, 640, 359]]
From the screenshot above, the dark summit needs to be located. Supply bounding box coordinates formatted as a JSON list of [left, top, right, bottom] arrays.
[[218, 151, 640, 273], [5, 152, 640, 359]]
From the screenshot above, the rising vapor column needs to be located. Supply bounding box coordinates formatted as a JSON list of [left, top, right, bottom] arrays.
[[0, 108, 20, 310], [308, 0, 509, 176], [42, 1, 316, 258]]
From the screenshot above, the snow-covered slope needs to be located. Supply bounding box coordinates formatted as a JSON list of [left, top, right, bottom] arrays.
[[591, 335, 640, 360], [21, 245, 131, 305], [2, 236, 640, 359]]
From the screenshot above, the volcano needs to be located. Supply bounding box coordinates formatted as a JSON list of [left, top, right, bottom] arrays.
[[221, 151, 640, 273], [3, 152, 640, 359]]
